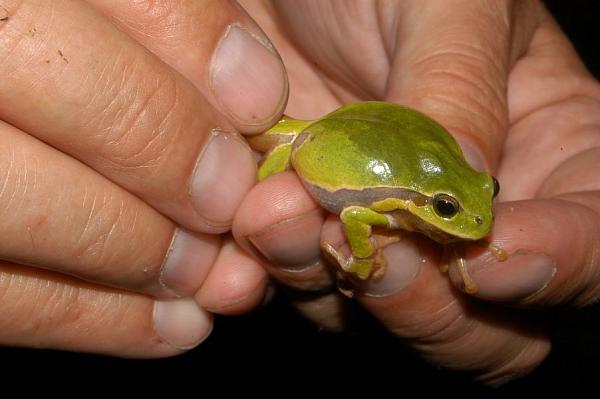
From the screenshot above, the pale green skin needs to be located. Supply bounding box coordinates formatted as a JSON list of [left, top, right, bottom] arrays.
[[249, 101, 497, 280]]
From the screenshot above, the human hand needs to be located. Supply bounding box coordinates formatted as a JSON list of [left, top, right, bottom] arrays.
[[233, 0, 600, 384], [0, 0, 287, 356]]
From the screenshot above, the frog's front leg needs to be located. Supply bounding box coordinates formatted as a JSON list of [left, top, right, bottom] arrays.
[[322, 206, 393, 280]]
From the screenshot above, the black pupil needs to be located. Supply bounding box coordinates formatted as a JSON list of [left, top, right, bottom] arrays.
[[435, 198, 457, 218], [493, 177, 500, 198]]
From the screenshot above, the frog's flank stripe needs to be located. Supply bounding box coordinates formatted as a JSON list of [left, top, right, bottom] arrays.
[[301, 181, 429, 214]]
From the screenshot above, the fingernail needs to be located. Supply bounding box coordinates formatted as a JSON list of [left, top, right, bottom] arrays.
[[362, 239, 422, 297], [210, 25, 287, 126], [190, 130, 256, 232], [458, 140, 488, 172], [160, 228, 220, 297], [470, 251, 556, 301], [153, 298, 213, 350], [248, 211, 323, 271]]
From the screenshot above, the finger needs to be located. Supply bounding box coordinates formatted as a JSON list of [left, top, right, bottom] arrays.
[[196, 236, 269, 316], [499, 11, 600, 201], [0, 0, 259, 233], [0, 120, 218, 298], [507, 9, 600, 126], [320, 217, 550, 384], [233, 172, 329, 289], [385, 0, 541, 170], [449, 196, 600, 306], [461, 12, 600, 304], [86, 0, 288, 132], [233, 172, 353, 331], [0, 261, 212, 356]]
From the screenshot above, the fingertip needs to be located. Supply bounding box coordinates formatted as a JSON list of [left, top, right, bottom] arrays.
[[160, 229, 221, 297], [234, 171, 320, 235], [190, 130, 257, 233], [210, 24, 289, 132], [153, 298, 213, 351], [196, 239, 269, 315], [454, 199, 595, 304]]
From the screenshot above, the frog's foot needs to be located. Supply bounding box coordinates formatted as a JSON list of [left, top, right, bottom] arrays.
[[439, 245, 451, 274], [321, 241, 386, 281], [452, 244, 478, 295], [476, 240, 508, 262], [371, 230, 401, 249], [441, 242, 507, 295], [335, 272, 355, 298], [488, 243, 508, 262], [370, 248, 388, 281]]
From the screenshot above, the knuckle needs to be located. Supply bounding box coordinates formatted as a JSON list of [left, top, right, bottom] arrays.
[[95, 70, 181, 175], [32, 283, 85, 336], [73, 190, 135, 275], [74, 190, 123, 263], [125, 0, 179, 31], [408, 41, 508, 136], [0, 263, 144, 346], [478, 339, 550, 385], [72, 189, 164, 289], [390, 298, 467, 343], [0, 144, 35, 220], [0, 268, 85, 337]]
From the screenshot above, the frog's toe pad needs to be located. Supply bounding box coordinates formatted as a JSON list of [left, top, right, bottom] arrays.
[[320, 241, 374, 280], [346, 258, 373, 280]]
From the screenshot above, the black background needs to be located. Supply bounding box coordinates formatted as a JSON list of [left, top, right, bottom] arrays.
[[3, 1, 600, 395]]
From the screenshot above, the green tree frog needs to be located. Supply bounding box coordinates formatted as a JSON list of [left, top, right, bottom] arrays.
[[248, 101, 500, 294]]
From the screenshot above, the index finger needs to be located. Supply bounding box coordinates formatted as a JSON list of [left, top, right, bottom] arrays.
[[0, 1, 286, 233], [87, 0, 288, 132]]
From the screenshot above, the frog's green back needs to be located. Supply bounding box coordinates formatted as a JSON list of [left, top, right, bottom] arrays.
[[292, 102, 481, 198]]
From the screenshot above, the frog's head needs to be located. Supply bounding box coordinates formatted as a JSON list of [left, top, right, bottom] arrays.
[[406, 173, 499, 244]]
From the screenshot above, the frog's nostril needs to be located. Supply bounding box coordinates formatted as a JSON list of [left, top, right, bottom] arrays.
[[474, 216, 483, 225]]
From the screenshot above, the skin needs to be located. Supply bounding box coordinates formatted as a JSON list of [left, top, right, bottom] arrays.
[[252, 101, 497, 280], [3, 0, 600, 387], [232, 0, 600, 385], [0, 0, 277, 356]]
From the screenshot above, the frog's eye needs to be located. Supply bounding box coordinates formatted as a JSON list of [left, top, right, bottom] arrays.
[[492, 177, 500, 198], [433, 194, 459, 219]]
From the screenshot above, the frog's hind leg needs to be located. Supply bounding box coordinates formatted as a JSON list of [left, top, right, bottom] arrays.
[[247, 116, 313, 181], [439, 245, 451, 274], [256, 143, 293, 181], [452, 244, 479, 295], [321, 241, 375, 280], [322, 206, 394, 280]]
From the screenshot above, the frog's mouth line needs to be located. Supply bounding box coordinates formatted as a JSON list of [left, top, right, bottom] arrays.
[[387, 209, 467, 245], [303, 182, 485, 244]]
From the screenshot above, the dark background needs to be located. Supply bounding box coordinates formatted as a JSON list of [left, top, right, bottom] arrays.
[[3, 1, 600, 395]]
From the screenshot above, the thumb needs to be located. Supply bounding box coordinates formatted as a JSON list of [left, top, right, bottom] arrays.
[[385, 0, 540, 170]]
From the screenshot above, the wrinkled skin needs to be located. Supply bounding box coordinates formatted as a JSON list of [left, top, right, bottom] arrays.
[[2, 0, 599, 386], [233, 0, 600, 385]]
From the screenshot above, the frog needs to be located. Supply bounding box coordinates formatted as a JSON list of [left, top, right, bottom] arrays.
[[247, 101, 501, 294]]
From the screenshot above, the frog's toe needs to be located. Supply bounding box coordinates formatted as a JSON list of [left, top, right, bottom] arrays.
[[346, 258, 374, 280], [320, 241, 346, 267], [371, 249, 388, 281]]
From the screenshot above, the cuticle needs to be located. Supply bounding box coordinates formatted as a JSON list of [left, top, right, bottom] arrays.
[[157, 228, 183, 298], [202, 276, 270, 313], [361, 267, 419, 299], [249, 208, 324, 240], [278, 258, 324, 273]]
